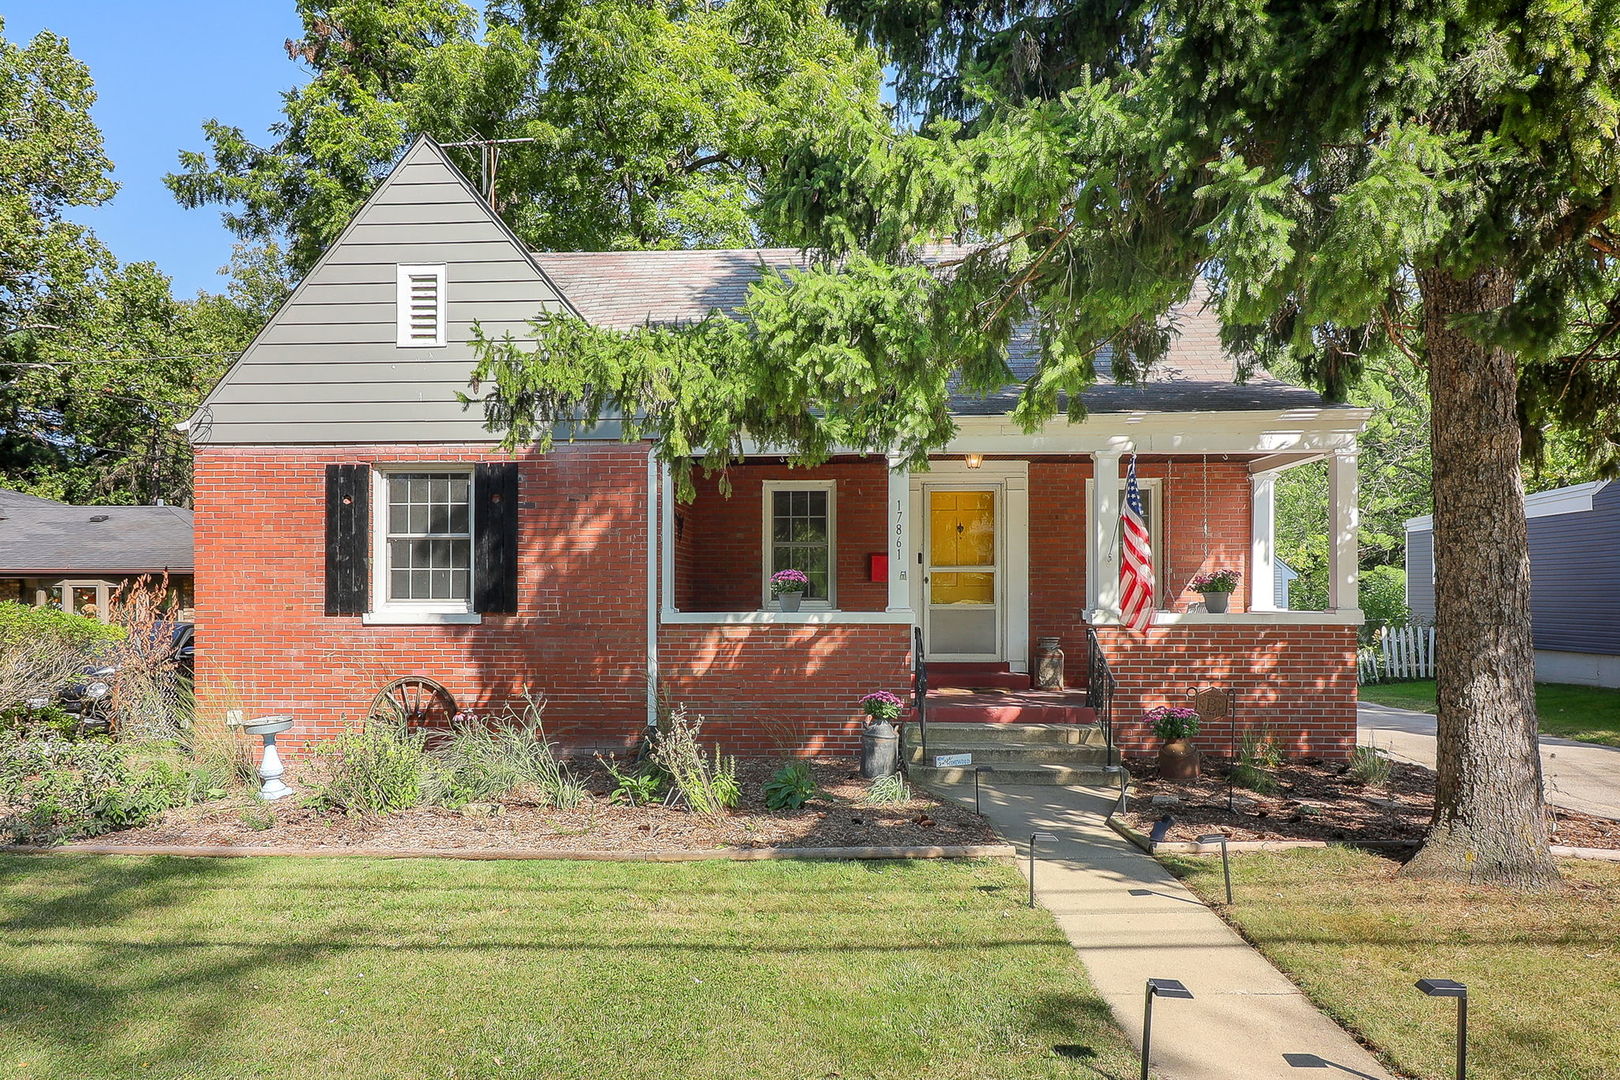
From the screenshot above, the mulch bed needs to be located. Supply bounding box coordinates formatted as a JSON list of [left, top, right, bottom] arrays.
[[1120, 757, 1620, 850], [78, 758, 1000, 854]]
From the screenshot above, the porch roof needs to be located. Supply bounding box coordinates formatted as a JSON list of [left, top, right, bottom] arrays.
[[536, 248, 1355, 416]]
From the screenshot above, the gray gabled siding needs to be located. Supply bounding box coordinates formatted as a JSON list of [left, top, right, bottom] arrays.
[[1405, 482, 1619, 654], [193, 137, 576, 445], [1405, 528, 1435, 621]]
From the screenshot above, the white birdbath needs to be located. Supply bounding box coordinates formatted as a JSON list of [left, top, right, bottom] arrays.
[[241, 715, 295, 801]]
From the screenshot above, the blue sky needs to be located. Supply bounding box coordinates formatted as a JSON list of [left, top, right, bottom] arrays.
[[6, 2, 304, 297]]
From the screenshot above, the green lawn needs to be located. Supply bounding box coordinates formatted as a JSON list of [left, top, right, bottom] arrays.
[[1360, 679, 1620, 745], [0, 855, 1136, 1080], [1164, 846, 1620, 1080]]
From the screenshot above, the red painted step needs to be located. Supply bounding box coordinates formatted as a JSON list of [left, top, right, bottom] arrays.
[[921, 688, 1097, 725], [926, 661, 1031, 692]]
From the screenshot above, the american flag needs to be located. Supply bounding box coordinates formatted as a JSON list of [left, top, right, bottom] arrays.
[[1119, 455, 1154, 633]]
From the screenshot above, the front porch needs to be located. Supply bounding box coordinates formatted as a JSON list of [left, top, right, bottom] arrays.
[[653, 408, 1368, 759]]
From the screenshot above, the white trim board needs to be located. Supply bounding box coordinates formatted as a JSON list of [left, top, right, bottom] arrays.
[[1406, 479, 1612, 532]]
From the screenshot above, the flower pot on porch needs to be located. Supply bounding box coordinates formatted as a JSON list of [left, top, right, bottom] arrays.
[[777, 591, 804, 612], [1157, 739, 1201, 779], [1202, 590, 1231, 613]]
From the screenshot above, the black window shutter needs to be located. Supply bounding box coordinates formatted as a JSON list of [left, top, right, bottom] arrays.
[[324, 464, 370, 615], [473, 462, 519, 614]]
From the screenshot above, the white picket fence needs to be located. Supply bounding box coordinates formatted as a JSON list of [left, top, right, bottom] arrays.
[[1358, 624, 1437, 684]]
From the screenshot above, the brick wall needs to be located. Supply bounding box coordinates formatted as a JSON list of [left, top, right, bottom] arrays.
[[657, 621, 912, 754], [193, 442, 653, 755], [677, 457, 889, 612], [1025, 457, 1254, 680], [1093, 624, 1358, 760]]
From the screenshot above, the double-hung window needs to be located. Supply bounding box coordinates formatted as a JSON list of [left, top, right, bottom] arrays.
[[380, 470, 473, 610], [761, 480, 836, 608]]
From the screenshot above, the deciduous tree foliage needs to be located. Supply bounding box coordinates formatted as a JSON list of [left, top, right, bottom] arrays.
[[0, 18, 277, 505], [167, 0, 886, 271], [477, 1, 1620, 888]]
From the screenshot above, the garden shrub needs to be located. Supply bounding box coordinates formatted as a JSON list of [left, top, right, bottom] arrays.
[[1229, 728, 1283, 795], [651, 705, 739, 817], [307, 720, 429, 814], [1347, 744, 1393, 787], [0, 730, 200, 842], [864, 772, 912, 804], [763, 761, 816, 810], [602, 757, 665, 806], [427, 699, 586, 810], [0, 601, 124, 711]]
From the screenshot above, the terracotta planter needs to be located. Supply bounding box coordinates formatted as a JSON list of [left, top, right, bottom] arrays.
[[1157, 739, 1201, 779]]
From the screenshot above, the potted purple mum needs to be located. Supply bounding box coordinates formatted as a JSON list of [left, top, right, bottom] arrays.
[[771, 568, 810, 611], [1190, 569, 1242, 613], [1145, 704, 1202, 778]]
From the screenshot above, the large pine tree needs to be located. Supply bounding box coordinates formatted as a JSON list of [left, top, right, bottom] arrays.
[[472, 1, 1620, 887]]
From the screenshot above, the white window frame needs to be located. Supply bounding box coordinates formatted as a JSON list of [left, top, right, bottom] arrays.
[[1085, 476, 1166, 609], [395, 264, 447, 348], [365, 465, 481, 625], [52, 579, 117, 623], [760, 479, 838, 610]]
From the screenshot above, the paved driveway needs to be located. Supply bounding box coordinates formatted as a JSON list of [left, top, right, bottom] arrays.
[[1359, 701, 1620, 820]]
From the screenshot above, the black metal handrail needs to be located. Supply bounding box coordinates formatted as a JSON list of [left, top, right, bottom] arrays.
[[911, 624, 928, 762], [1086, 626, 1117, 756]]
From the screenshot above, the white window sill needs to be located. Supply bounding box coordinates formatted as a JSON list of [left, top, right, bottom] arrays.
[[1086, 608, 1365, 627], [661, 609, 915, 626], [362, 610, 483, 626]]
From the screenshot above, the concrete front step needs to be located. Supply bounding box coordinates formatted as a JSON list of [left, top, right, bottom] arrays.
[[909, 761, 1118, 786], [902, 721, 1109, 747], [906, 741, 1115, 766]]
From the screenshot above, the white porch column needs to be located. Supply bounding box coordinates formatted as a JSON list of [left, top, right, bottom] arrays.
[[885, 453, 913, 614], [1328, 448, 1360, 612], [1250, 471, 1277, 611], [1089, 450, 1123, 617], [659, 459, 677, 615]]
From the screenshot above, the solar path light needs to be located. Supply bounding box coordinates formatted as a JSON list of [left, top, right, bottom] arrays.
[[973, 764, 993, 815], [1197, 833, 1233, 905], [1140, 978, 1194, 1080], [1416, 978, 1468, 1080], [1029, 832, 1058, 907]]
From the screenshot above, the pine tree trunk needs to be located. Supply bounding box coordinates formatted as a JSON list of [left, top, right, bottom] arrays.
[[1401, 267, 1562, 890]]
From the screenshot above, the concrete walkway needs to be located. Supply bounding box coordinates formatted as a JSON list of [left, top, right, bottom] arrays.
[[1359, 701, 1620, 819], [934, 780, 1396, 1080]]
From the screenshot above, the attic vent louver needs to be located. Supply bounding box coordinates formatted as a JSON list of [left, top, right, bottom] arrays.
[[396, 264, 447, 347]]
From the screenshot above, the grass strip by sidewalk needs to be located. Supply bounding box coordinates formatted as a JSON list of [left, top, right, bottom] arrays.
[[0, 854, 1137, 1080], [1360, 679, 1620, 746], [1163, 846, 1620, 1080]]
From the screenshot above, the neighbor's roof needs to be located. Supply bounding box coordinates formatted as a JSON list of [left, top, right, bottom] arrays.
[[535, 248, 1347, 415], [0, 487, 66, 509], [0, 502, 195, 575]]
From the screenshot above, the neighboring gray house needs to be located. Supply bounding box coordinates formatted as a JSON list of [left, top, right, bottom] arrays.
[[0, 489, 195, 620], [1274, 556, 1299, 610], [1406, 480, 1620, 687]]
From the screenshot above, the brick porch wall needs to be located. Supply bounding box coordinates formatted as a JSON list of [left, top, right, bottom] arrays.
[[193, 442, 652, 755], [1093, 624, 1359, 760], [677, 457, 890, 612], [656, 622, 912, 755]]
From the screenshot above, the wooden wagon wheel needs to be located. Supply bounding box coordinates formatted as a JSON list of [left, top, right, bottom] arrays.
[[368, 676, 459, 734]]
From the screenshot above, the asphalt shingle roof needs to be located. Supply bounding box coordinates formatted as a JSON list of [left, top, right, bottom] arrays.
[[0, 500, 195, 575], [535, 249, 1347, 414]]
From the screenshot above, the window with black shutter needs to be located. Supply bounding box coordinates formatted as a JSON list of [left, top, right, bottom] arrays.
[[472, 462, 519, 614], [324, 464, 370, 615]]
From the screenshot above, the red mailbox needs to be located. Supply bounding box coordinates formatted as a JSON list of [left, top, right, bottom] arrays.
[[868, 553, 889, 582]]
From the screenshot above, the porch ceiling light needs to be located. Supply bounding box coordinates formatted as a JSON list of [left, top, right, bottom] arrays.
[[964, 453, 984, 469]]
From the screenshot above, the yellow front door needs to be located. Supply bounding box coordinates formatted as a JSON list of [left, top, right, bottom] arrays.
[[925, 488, 1000, 658]]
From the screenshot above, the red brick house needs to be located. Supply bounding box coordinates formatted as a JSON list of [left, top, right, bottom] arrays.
[[188, 138, 1370, 767]]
